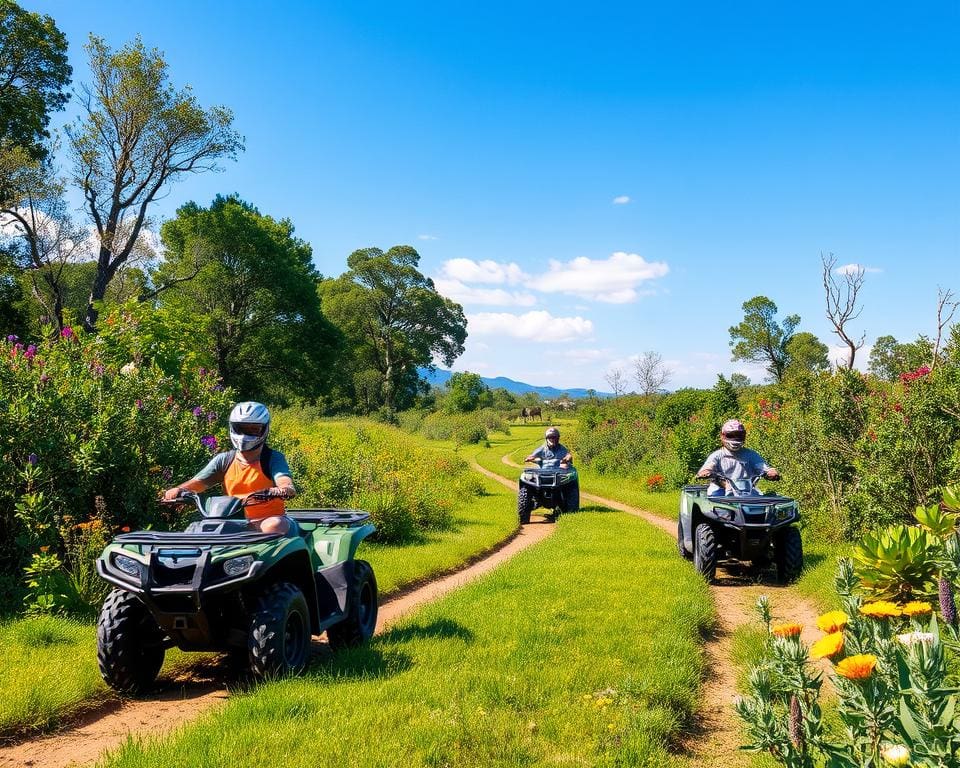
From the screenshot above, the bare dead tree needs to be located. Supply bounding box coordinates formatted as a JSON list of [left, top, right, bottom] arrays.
[[604, 366, 627, 397], [931, 287, 959, 369], [822, 253, 866, 369], [633, 351, 672, 396]]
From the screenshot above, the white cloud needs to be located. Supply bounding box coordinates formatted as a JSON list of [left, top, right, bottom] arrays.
[[468, 311, 594, 342], [835, 263, 882, 276], [612, 195, 631, 205], [434, 278, 537, 307], [440, 258, 529, 285], [532, 251, 669, 303], [418, 234, 439, 241], [828, 343, 871, 371]]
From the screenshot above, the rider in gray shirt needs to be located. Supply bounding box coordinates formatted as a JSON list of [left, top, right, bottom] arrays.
[[697, 419, 779, 495], [525, 426, 573, 469]]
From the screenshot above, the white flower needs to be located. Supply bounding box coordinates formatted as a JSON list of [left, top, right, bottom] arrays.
[[881, 744, 910, 766], [896, 631, 935, 647], [120, 362, 138, 375]]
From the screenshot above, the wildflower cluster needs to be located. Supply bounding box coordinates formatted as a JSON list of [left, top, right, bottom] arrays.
[[737, 557, 960, 767]]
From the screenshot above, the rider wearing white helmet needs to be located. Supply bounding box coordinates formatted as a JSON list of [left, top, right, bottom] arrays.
[[163, 401, 297, 534], [697, 418, 779, 496], [524, 426, 573, 469]]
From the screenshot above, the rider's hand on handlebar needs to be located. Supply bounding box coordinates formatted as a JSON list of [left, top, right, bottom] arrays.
[[765, 469, 781, 481], [162, 487, 185, 501], [267, 486, 295, 499]]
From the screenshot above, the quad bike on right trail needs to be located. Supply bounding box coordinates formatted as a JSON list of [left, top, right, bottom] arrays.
[[96, 490, 378, 693], [677, 472, 803, 583], [517, 458, 580, 524]]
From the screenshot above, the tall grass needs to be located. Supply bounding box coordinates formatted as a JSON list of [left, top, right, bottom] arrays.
[[102, 511, 713, 768]]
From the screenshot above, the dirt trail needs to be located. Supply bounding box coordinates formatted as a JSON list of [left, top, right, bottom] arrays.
[[500, 451, 823, 768], [1, 507, 554, 768]]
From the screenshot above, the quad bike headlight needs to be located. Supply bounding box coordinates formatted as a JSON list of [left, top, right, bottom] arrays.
[[774, 504, 795, 520], [222, 555, 254, 577], [522, 471, 536, 482], [113, 553, 141, 577], [713, 505, 736, 521]]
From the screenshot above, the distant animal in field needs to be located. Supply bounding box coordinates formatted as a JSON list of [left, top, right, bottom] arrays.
[[520, 406, 543, 423]]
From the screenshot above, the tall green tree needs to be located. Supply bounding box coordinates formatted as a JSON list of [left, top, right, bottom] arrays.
[[444, 371, 490, 413], [66, 36, 243, 332], [156, 195, 342, 404], [784, 331, 830, 376], [0, 0, 70, 162], [867, 334, 934, 381], [729, 296, 799, 383], [319, 246, 467, 412]]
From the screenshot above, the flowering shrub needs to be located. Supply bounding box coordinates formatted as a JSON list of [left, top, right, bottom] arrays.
[[405, 408, 511, 446], [271, 411, 484, 543], [645, 473, 665, 491], [738, 486, 960, 767], [0, 310, 231, 614]]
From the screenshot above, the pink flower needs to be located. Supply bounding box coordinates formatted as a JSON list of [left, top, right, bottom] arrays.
[[60, 326, 74, 339]]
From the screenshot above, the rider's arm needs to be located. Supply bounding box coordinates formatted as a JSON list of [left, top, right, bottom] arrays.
[[268, 451, 297, 498], [525, 446, 544, 463], [696, 451, 720, 478], [163, 453, 227, 499]]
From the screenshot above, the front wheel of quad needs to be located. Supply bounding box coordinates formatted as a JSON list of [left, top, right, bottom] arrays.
[[517, 486, 534, 525], [693, 523, 717, 582], [97, 589, 166, 694], [775, 527, 804, 583], [249, 582, 311, 679], [564, 482, 580, 514], [328, 560, 378, 651]]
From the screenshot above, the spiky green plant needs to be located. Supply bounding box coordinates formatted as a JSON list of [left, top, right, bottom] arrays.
[[852, 525, 939, 601]]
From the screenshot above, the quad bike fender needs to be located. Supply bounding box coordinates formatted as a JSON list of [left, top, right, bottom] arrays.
[[344, 522, 376, 561], [256, 548, 321, 633]]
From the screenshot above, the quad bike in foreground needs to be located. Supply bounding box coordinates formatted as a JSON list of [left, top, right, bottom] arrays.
[[677, 473, 802, 583], [96, 491, 377, 693], [517, 460, 580, 524]]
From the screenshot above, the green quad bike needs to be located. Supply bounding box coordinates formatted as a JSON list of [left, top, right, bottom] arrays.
[[517, 461, 580, 524], [96, 490, 377, 693], [677, 473, 802, 584]]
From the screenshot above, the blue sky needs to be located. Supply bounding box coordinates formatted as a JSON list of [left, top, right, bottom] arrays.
[[30, 1, 960, 390]]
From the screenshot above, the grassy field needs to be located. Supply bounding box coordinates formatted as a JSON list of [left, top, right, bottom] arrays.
[[103, 510, 713, 768], [0, 420, 517, 740]]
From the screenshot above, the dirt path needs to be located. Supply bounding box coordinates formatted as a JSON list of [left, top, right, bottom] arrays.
[[0, 510, 555, 768], [499, 451, 823, 768]]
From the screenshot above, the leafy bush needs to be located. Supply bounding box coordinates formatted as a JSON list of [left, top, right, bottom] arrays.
[[271, 412, 484, 543], [407, 408, 510, 446], [0, 309, 232, 615]]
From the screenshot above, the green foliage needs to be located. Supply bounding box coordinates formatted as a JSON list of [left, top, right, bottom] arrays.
[[869, 335, 935, 382], [784, 331, 830, 377], [442, 371, 490, 413], [0, 0, 71, 161], [406, 408, 510, 447], [0, 311, 232, 614], [319, 246, 466, 412], [729, 296, 800, 383], [156, 195, 342, 404], [852, 525, 939, 601]]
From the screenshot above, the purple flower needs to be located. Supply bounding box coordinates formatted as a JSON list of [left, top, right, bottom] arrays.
[[39, 373, 50, 385], [200, 435, 218, 453], [91, 363, 105, 377], [135, 399, 144, 410], [212, 383, 224, 392], [192, 406, 203, 418], [24, 345, 36, 361], [206, 412, 217, 423], [60, 326, 74, 339], [162, 467, 173, 482], [198, 367, 208, 377], [6, 335, 18, 343], [27, 453, 38, 466]]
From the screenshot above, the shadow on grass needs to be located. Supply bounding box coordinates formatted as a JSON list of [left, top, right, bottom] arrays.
[[379, 617, 474, 645]]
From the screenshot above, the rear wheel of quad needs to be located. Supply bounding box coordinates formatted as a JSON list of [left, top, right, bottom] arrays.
[[775, 527, 804, 583], [517, 486, 534, 525], [249, 582, 311, 679], [328, 560, 378, 650], [97, 589, 166, 694], [693, 523, 717, 582], [677, 519, 692, 560]]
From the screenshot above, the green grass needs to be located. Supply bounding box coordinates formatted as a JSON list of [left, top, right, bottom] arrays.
[[102, 510, 714, 768], [0, 425, 517, 740]]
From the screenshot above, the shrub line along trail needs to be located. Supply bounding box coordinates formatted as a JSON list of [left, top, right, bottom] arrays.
[[0, 514, 555, 768], [498, 452, 824, 768]]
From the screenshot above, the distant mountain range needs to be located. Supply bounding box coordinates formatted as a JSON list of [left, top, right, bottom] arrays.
[[419, 368, 610, 399]]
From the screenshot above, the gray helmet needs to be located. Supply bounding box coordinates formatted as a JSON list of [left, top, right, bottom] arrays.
[[229, 401, 270, 451], [545, 427, 560, 440]]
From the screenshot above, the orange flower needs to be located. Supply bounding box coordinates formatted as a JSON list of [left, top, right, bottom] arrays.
[[816, 610, 849, 634], [902, 601, 932, 618], [772, 622, 803, 638], [835, 654, 877, 680], [810, 631, 845, 659], [39, 545, 50, 553], [860, 601, 901, 619]]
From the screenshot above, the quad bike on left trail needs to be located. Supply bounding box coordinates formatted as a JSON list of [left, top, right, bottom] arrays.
[[96, 490, 378, 693], [517, 459, 580, 524]]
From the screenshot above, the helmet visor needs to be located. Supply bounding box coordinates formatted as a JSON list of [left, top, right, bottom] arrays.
[[722, 429, 746, 441], [231, 422, 266, 436]]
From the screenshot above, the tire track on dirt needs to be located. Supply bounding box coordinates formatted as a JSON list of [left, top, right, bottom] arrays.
[[498, 451, 823, 768], [0, 497, 555, 768]]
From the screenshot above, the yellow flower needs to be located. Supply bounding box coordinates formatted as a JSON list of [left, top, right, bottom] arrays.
[[835, 654, 877, 680], [771, 622, 803, 638], [881, 744, 910, 766], [810, 631, 844, 659], [816, 610, 849, 633], [902, 601, 932, 617], [860, 601, 901, 618]]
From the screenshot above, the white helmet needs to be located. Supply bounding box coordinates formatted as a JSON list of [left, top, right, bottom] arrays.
[[229, 401, 270, 451]]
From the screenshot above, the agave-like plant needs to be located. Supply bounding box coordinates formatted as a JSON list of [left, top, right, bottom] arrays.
[[852, 525, 939, 601], [914, 501, 960, 540]]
